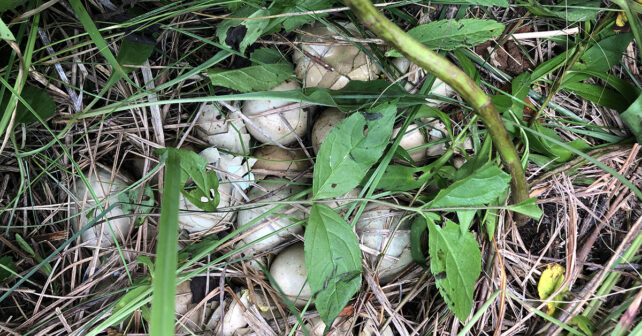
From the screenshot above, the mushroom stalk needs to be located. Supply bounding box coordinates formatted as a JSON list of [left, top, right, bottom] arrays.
[[345, 0, 529, 216]]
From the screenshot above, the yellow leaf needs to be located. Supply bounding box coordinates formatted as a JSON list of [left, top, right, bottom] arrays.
[[616, 12, 628, 27], [537, 263, 565, 316]]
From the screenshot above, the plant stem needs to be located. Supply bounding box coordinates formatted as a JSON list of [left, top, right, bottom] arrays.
[[345, 0, 529, 212]]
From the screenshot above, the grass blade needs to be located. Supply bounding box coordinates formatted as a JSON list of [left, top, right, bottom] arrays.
[[150, 149, 181, 336]]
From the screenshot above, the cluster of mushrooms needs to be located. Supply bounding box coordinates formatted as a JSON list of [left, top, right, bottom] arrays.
[[72, 22, 459, 335]]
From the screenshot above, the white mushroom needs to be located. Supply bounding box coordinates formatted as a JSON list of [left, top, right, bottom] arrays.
[[252, 146, 311, 180], [392, 57, 455, 107], [175, 280, 215, 333], [241, 80, 308, 146], [293, 22, 380, 89], [359, 319, 393, 336], [179, 148, 256, 233], [355, 207, 413, 283], [236, 178, 306, 254], [392, 123, 428, 163], [221, 290, 250, 336], [270, 243, 312, 307], [311, 107, 346, 155], [424, 120, 449, 157], [195, 103, 252, 155], [306, 316, 354, 336], [72, 168, 131, 248]]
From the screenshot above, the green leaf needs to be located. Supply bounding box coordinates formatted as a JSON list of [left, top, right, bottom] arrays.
[[150, 148, 181, 336], [410, 216, 429, 269], [136, 255, 155, 277], [387, 19, 505, 57], [569, 316, 594, 336], [313, 101, 397, 199], [0, 256, 16, 281], [507, 198, 543, 220], [280, 0, 336, 31], [0, 17, 15, 41], [372, 165, 434, 191], [0, 0, 26, 13], [118, 184, 155, 226], [116, 38, 155, 74], [216, 6, 270, 54], [562, 82, 628, 111], [112, 285, 151, 325], [207, 63, 293, 92], [15, 233, 52, 275], [305, 204, 362, 326], [0, 85, 56, 125], [250, 47, 287, 64], [428, 220, 481, 321], [462, 0, 508, 7], [621, 93, 642, 143], [574, 33, 634, 73], [156, 148, 220, 211], [430, 163, 511, 209], [526, 0, 600, 22]]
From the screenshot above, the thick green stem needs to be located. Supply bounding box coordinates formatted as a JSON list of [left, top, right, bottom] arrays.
[[346, 0, 529, 210]]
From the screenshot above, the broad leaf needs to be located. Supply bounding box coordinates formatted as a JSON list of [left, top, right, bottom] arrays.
[[430, 163, 510, 209], [526, 0, 600, 22], [313, 101, 396, 199], [0, 256, 16, 281], [216, 6, 270, 54], [387, 19, 504, 57], [305, 204, 362, 326], [116, 38, 155, 74], [0, 17, 15, 41], [507, 198, 543, 220], [280, 0, 336, 31], [621, 93, 642, 143], [563, 81, 628, 111], [574, 33, 633, 73], [0, 85, 56, 125], [428, 220, 481, 321], [372, 165, 435, 192], [207, 63, 293, 92]]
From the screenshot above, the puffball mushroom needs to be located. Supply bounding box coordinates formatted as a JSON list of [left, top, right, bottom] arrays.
[[311, 107, 345, 154], [241, 80, 308, 146], [175, 280, 215, 332], [392, 123, 428, 163], [221, 290, 250, 336], [196, 103, 252, 155], [252, 146, 311, 180], [392, 57, 455, 107], [270, 243, 312, 307], [72, 168, 132, 248], [178, 147, 256, 233], [355, 207, 413, 283], [306, 316, 354, 336], [293, 21, 380, 89], [236, 178, 306, 253]]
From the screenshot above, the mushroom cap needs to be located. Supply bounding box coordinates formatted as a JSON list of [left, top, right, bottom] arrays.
[[72, 168, 131, 248], [311, 107, 346, 155], [269, 243, 312, 306], [241, 80, 308, 146], [392, 123, 428, 163], [252, 146, 311, 179], [293, 22, 380, 89], [236, 178, 306, 253], [196, 104, 251, 155], [355, 208, 413, 283]]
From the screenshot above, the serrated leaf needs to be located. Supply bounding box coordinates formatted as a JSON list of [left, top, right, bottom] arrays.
[[207, 63, 293, 92], [305, 204, 362, 326], [622, 93, 642, 143], [428, 220, 481, 321], [430, 163, 510, 209], [312, 101, 396, 199], [537, 263, 566, 316], [507, 198, 543, 220], [387, 19, 504, 57]]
